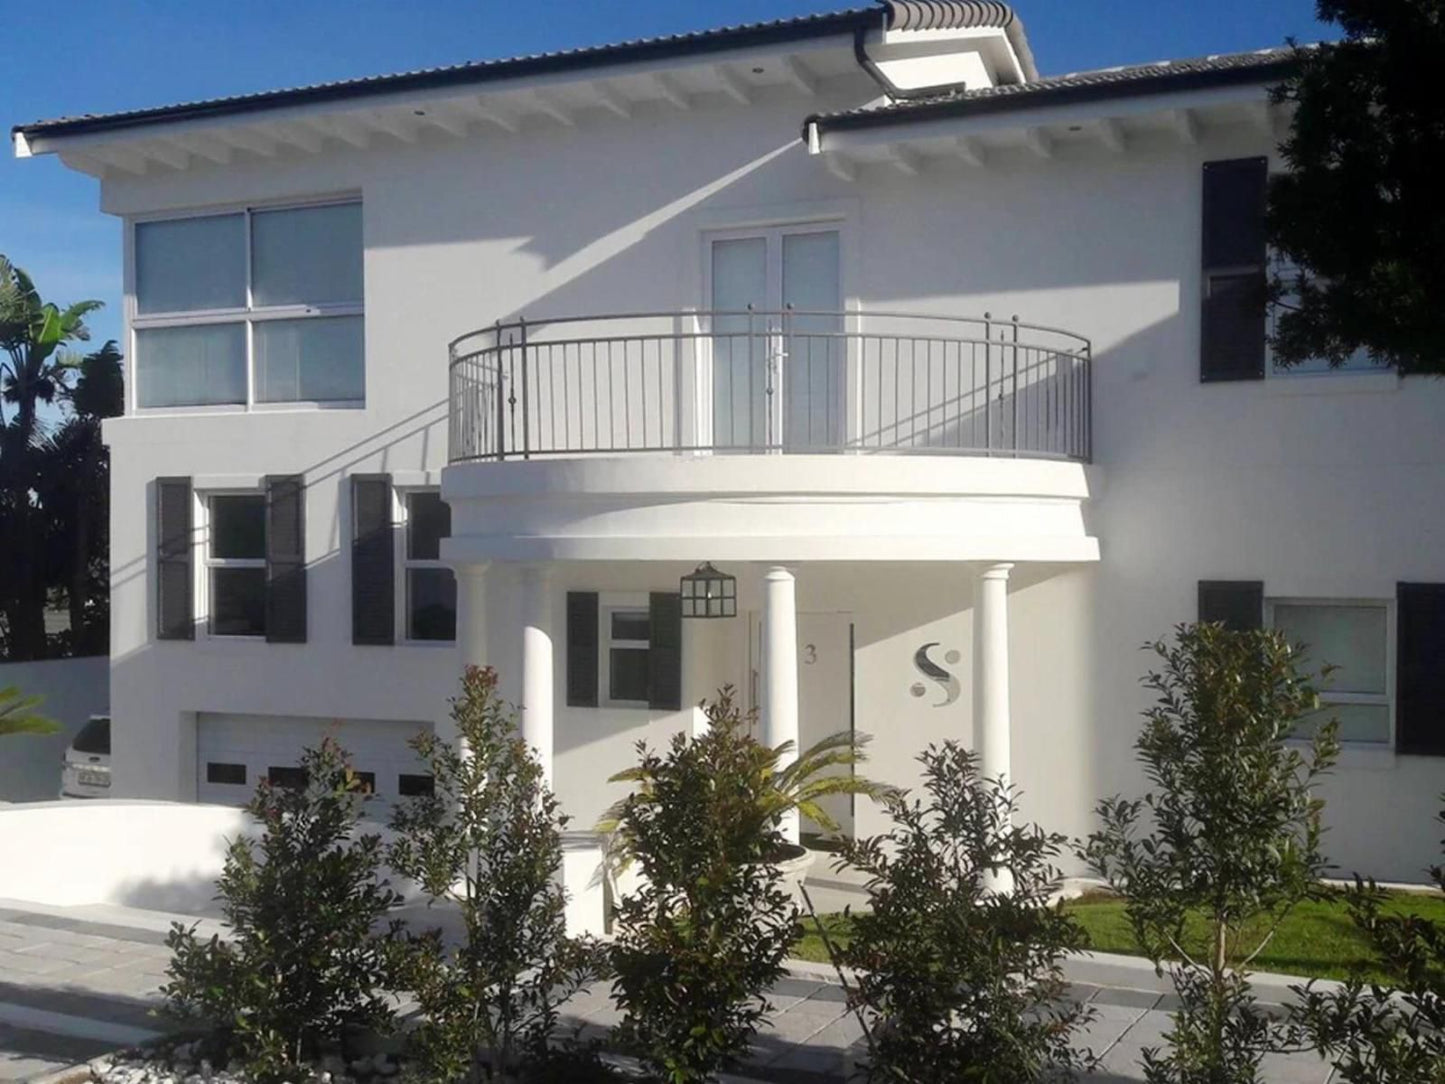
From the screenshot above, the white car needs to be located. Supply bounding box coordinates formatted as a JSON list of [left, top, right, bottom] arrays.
[[60, 715, 111, 799]]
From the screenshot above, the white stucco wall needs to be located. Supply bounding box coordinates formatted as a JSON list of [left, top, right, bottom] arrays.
[[88, 67, 1445, 883]]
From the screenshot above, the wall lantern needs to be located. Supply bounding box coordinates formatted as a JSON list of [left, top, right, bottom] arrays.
[[680, 562, 737, 619]]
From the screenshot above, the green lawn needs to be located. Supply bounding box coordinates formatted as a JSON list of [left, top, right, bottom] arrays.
[[794, 891, 1445, 984]]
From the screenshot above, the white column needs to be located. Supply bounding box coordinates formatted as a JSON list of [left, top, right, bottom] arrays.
[[444, 563, 490, 748], [973, 562, 1014, 892], [519, 564, 555, 789], [455, 563, 490, 670], [761, 566, 800, 845]]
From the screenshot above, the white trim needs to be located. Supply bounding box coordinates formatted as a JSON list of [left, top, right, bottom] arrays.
[[126, 197, 365, 415], [197, 488, 268, 641], [1265, 596, 1395, 749], [397, 486, 457, 646], [601, 598, 652, 708]]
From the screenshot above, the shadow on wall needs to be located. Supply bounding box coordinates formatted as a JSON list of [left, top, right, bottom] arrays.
[[0, 656, 109, 802]]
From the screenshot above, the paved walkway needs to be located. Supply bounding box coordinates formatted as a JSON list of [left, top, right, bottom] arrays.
[[0, 898, 1339, 1083]]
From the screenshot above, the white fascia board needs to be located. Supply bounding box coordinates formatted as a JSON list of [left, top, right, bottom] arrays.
[[817, 81, 1271, 155], [21, 34, 861, 165]]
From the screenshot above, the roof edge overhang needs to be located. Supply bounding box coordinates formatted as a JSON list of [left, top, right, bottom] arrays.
[[806, 54, 1295, 141], [14, 7, 884, 149]]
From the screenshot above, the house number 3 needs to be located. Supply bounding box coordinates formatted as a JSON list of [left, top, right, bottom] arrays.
[[803, 644, 817, 665]]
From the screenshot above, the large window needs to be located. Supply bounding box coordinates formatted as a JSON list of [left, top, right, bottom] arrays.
[[207, 494, 267, 637], [132, 201, 363, 410], [1268, 260, 1387, 376], [1268, 599, 1391, 744], [402, 491, 455, 642]]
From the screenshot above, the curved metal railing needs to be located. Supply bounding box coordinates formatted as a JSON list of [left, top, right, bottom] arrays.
[[448, 309, 1091, 463]]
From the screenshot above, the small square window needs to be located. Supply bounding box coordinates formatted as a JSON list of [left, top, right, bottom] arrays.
[[211, 567, 266, 637], [609, 647, 650, 703], [210, 496, 266, 560], [604, 605, 651, 705], [611, 611, 651, 642], [398, 773, 435, 798], [408, 568, 457, 641], [267, 766, 309, 790], [401, 491, 455, 643], [406, 492, 450, 561], [206, 762, 247, 786]]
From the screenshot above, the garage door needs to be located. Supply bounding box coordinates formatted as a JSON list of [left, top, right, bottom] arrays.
[[197, 713, 434, 809]]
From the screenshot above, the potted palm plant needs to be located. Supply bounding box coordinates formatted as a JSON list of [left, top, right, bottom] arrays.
[[598, 686, 893, 903]]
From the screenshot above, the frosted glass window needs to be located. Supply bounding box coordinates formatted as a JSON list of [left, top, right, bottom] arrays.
[[782, 231, 842, 448], [135, 324, 246, 408], [711, 237, 768, 448], [251, 203, 363, 307], [1272, 601, 1390, 744], [135, 214, 246, 314], [1273, 603, 1387, 694], [254, 316, 364, 403]]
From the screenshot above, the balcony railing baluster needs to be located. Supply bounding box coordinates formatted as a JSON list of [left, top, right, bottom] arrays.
[[446, 309, 1091, 465]]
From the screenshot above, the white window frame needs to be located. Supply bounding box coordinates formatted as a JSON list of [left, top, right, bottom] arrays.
[[1265, 596, 1394, 746], [396, 487, 455, 646], [601, 596, 651, 708], [125, 194, 364, 416], [1266, 256, 1388, 379], [199, 488, 267, 641]]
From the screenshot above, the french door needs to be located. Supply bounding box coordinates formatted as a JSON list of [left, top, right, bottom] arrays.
[[708, 225, 842, 450]]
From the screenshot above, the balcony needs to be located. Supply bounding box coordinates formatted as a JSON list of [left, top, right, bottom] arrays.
[[448, 310, 1091, 464]]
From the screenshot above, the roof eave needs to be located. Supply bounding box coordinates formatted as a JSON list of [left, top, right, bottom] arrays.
[[809, 56, 1295, 137], [14, 8, 882, 146]]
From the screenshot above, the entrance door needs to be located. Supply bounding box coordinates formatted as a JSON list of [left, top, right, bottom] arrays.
[[708, 226, 842, 451], [749, 611, 856, 840]]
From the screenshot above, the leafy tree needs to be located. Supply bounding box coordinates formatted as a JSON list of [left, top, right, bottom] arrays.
[[607, 690, 801, 1083], [0, 255, 111, 659], [162, 738, 404, 1082], [35, 341, 122, 655], [1266, 0, 1445, 373], [1289, 802, 1445, 1082], [388, 666, 605, 1082], [1083, 623, 1340, 1084], [829, 742, 1093, 1084], [0, 684, 57, 736]]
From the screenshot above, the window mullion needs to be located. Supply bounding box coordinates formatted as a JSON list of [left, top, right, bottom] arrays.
[[244, 208, 255, 409]]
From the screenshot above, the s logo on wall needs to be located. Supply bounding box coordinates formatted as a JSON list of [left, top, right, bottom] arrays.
[[911, 642, 961, 706]]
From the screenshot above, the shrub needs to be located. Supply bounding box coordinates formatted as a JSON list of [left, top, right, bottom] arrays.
[[606, 689, 800, 1083], [387, 665, 606, 1083], [599, 684, 892, 854], [825, 742, 1092, 1083], [1288, 802, 1445, 1082], [161, 738, 403, 1082], [1083, 623, 1339, 1084]]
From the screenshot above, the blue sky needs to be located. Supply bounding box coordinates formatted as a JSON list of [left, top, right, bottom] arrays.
[[2, 0, 1330, 351]]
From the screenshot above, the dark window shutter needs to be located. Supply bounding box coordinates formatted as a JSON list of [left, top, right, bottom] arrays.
[[648, 591, 683, 712], [351, 475, 395, 645], [156, 477, 194, 641], [566, 591, 599, 708], [1201, 157, 1268, 383], [1397, 583, 1445, 756], [1198, 581, 1263, 632], [264, 475, 307, 644]]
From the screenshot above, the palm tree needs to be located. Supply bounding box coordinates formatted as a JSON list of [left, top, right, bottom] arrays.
[[598, 686, 896, 861], [0, 256, 103, 659], [0, 685, 57, 737]]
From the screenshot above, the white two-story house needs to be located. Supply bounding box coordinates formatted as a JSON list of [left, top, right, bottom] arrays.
[[14, 1, 1445, 881]]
